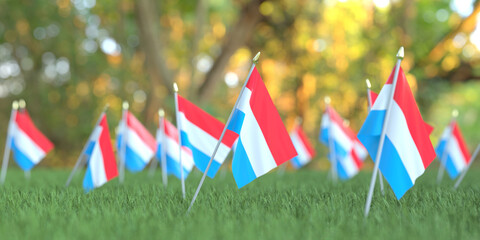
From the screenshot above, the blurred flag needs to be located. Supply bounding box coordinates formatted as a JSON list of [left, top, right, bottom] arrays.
[[319, 106, 367, 180], [369, 90, 434, 135], [117, 111, 157, 172], [10, 110, 54, 170], [436, 121, 470, 179], [358, 67, 436, 199], [156, 118, 194, 179], [83, 115, 118, 192], [289, 122, 315, 169], [227, 66, 297, 188], [176, 95, 237, 178]]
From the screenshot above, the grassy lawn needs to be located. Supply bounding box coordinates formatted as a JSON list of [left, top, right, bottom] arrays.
[[0, 167, 479, 239]]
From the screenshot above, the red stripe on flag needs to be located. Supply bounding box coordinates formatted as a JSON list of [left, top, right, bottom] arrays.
[[126, 112, 157, 152], [368, 90, 378, 105], [327, 106, 357, 141], [452, 122, 471, 163], [245, 67, 297, 166], [177, 95, 238, 147], [390, 67, 436, 168], [15, 110, 54, 153], [295, 125, 316, 157], [98, 115, 118, 181], [350, 149, 363, 169]]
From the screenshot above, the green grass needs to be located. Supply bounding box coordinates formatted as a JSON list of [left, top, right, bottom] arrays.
[[1, 167, 480, 240]]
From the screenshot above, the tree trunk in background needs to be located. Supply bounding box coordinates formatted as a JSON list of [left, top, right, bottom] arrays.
[[187, 0, 207, 98], [135, 0, 173, 122], [196, 0, 265, 102]]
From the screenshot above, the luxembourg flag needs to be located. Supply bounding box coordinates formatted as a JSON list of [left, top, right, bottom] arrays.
[[156, 118, 195, 179], [319, 106, 367, 179], [369, 90, 434, 135], [10, 110, 54, 170], [117, 111, 157, 172], [227, 66, 297, 188], [177, 95, 238, 178], [289, 123, 315, 169], [435, 121, 470, 179], [358, 66, 436, 199], [83, 114, 118, 192]]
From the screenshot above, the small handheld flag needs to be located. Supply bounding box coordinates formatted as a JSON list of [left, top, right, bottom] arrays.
[[289, 120, 316, 169], [359, 47, 436, 217], [227, 66, 297, 188], [117, 104, 157, 177], [454, 143, 480, 189], [156, 117, 195, 180], [319, 105, 367, 180], [0, 100, 54, 184], [436, 117, 470, 180], [83, 114, 119, 192]]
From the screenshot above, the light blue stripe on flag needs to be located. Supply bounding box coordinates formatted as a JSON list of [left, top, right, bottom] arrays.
[[125, 146, 148, 172], [11, 141, 35, 171], [232, 138, 256, 188], [83, 167, 94, 192], [180, 131, 221, 178]]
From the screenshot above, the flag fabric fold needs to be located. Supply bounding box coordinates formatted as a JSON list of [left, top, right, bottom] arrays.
[[435, 121, 470, 179], [319, 106, 367, 180], [176, 95, 238, 178], [156, 118, 195, 179], [358, 66, 436, 199], [83, 115, 118, 192], [227, 66, 297, 188], [117, 111, 157, 172], [290, 123, 315, 168], [10, 110, 54, 171]]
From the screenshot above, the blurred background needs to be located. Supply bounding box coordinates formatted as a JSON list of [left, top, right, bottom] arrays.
[[1, 0, 480, 168]]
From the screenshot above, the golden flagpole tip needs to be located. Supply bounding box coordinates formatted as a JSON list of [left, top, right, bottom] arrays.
[[173, 83, 179, 92], [158, 109, 165, 117], [324, 96, 331, 104], [396, 46, 404, 59], [12, 100, 19, 110], [366, 79, 371, 89], [452, 109, 459, 118], [18, 99, 26, 109], [253, 52, 261, 64]]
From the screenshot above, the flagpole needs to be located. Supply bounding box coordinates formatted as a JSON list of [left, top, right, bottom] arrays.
[[174, 83, 186, 199], [437, 110, 458, 184], [454, 143, 480, 189], [364, 47, 404, 217], [187, 52, 261, 213], [119, 101, 129, 184], [65, 105, 109, 187], [148, 110, 163, 178], [325, 96, 337, 183], [158, 109, 168, 187], [18, 99, 31, 181], [0, 101, 19, 185], [366, 80, 385, 196]]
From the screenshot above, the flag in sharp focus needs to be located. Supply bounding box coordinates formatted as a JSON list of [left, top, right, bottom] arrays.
[[435, 121, 470, 179], [83, 115, 118, 192], [10, 110, 54, 170], [289, 122, 316, 169], [176, 95, 238, 178], [117, 111, 157, 172], [369, 90, 434, 135], [156, 118, 195, 179], [358, 66, 436, 199], [227, 66, 297, 188], [319, 106, 367, 180]]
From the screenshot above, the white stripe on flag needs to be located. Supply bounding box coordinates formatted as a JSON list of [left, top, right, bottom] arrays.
[[340, 154, 358, 177], [386, 101, 426, 183], [165, 136, 195, 170], [89, 139, 107, 188], [178, 112, 231, 164], [290, 131, 310, 165], [11, 123, 46, 164], [447, 136, 467, 172], [236, 88, 277, 177], [125, 128, 153, 163]]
